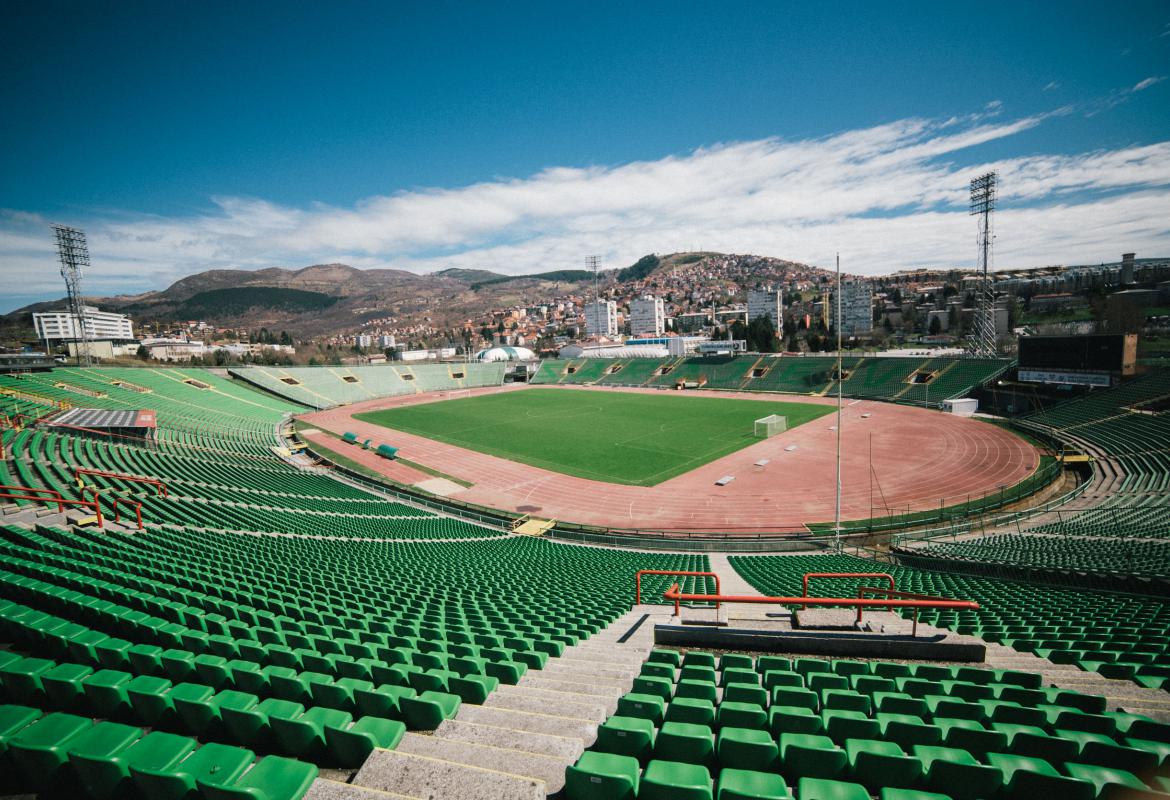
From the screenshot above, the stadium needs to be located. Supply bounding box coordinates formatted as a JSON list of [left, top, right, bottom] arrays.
[[1, 355, 1168, 800]]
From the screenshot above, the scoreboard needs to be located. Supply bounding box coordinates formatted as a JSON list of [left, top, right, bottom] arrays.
[[1018, 334, 1136, 386]]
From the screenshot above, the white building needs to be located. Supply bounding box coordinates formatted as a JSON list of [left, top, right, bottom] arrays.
[[140, 338, 207, 361], [376, 334, 396, 349], [354, 334, 373, 348], [629, 295, 665, 337], [747, 289, 783, 329], [831, 281, 874, 337], [34, 306, 134, 343], [584, 300, 618, 337]]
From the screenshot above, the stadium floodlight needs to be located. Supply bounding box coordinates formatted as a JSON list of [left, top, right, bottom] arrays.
[[967, 172, 998, 359], [51, 224, 93, 367]]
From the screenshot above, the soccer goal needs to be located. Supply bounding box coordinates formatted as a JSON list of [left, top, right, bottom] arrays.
[[754, 414, 787, 438]]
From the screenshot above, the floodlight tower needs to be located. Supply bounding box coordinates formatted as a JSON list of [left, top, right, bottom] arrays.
[[587, 255, 601, 307], [51, 224, 93, 367], [968, 172, 998, 358]]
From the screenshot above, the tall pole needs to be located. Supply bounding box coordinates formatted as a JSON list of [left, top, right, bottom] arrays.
[[52, 224, 94, 368], [834, 253, 843, 553]]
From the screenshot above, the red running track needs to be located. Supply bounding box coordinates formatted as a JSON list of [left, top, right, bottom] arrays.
[[300, 384, 1041, 534]]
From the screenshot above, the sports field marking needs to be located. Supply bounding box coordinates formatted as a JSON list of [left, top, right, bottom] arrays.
[[355, 387, 833, 486]]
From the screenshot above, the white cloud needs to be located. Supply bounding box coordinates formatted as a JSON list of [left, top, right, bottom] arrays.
[[2, 107, 1169, 297], [1133, 76, 1166, 92]]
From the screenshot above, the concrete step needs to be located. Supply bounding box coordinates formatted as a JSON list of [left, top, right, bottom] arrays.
[[353, 749, 544, 800], [456, 703, 599, 744], [304, 779, 418, 800], [434, 719, 585, 762], [539, 662, 637, 684], [396, 732, 569, 794], [486, 685, 609, 721], [518, 674, 624, 698], [495, 682, 618, 716]]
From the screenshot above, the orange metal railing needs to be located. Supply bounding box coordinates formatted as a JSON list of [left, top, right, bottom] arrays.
[[0, 483, 104, 527], [74, 468, 168, 497], [660, 583, 979, 633], [636, 570, 721, 608]]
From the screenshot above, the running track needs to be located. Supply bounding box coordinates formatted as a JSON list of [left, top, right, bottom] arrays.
[[300, 384, 1040, 534]]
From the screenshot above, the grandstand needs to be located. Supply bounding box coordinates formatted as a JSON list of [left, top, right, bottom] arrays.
[[531, 355, 1013, 407], [230, 364, 507, 409], [2, 363, 1169, 799]]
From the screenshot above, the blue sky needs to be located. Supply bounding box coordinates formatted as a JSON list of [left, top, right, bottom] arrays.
[[2, 1, 1168, 312]]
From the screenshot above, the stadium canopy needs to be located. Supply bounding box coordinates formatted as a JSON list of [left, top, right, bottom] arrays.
[[474, 346, 536, 362], [46, 407, 158, 442]]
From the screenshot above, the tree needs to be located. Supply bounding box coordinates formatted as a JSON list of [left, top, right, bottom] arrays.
[[929, 316, 942, 335], [279, 331, 293, 346], [136, 345, 150, 361], [747, 316, 777, 353]]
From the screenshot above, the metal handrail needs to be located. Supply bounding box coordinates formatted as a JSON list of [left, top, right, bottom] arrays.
[[661, 582, 980, 620], [74, 467, 168, 497], [0, 488, 103, 526], [803, 572, 894, 601], [636, 570, 721, 608]]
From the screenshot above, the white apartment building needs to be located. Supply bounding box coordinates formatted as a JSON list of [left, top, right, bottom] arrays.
[[629, 295, 665, 337], [354, 334, 373, 348], [584, 300, 618, 337], [34, 306, 134, 342], [747, 288, 783, 329], [830, 280, 874, 336]]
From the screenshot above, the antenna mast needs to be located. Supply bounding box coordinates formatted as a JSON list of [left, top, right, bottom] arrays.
[[52, 224, 94, 367], [968, 172, 998, 358]]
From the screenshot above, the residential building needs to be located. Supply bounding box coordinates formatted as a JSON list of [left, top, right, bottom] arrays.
[[584, 300, 618, 337], [747, 288, 783, 329], [629, 295, 665, 336], [830, 281, 874, 336]]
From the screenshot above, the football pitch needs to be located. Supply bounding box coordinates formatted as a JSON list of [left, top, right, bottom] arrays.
[[354, 388, 834, 486]]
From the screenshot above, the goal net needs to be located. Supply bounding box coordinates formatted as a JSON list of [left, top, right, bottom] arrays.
[[754, 414, 787, 438]]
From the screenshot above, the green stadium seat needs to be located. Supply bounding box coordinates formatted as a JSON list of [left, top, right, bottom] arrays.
[[324, 716, 405, 766], [400, 690, 460, 730], [131, 741, 255, 800], [596, 715, 656, 762], [640, 758, 713, 800], [845, 738, 922, 791], [667, 698, 717, 728], [565, 750, 640, 800], [797, 777, 869, 800], [654, 721, 714, 767], [715, 768, 790, 800], [66, 720, 145, 799], [716, 727, 778, 772], [914, 744, 1003, 800], [778, 733, 846, 781], [986, 752, 1095, 800], [199, 754, 318, 800]]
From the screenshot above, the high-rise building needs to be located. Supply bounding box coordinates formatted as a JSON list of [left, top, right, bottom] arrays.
[[584, 300, 618, 337], [33, 306, 134, 342], [747, 288, 783, 329], [629, 295, 665, 337], [830, 281, 874, 337]]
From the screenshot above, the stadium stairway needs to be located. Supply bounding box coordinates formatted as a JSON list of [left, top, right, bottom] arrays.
[[335, 604, 674, 799]]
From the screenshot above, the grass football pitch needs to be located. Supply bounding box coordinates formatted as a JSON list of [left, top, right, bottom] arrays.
[[354, 388, 833, 485]]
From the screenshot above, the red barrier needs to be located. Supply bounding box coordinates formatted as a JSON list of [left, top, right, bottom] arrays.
[[661, 583, 979, 632], [0, 486, 103, 527], [111, 497, 144, 530], [73, 468, 168, 497], [803, 572, 895, 599], [636, 570, 721, 609], [0, 484, 66, 511]]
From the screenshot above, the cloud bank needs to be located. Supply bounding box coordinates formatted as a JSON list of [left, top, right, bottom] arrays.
[[3, 108, 1169, 298]]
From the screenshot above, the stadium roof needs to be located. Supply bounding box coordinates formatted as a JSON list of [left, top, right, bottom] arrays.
[[474, 346, 536, 362], [49, 408, 157, 429]]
